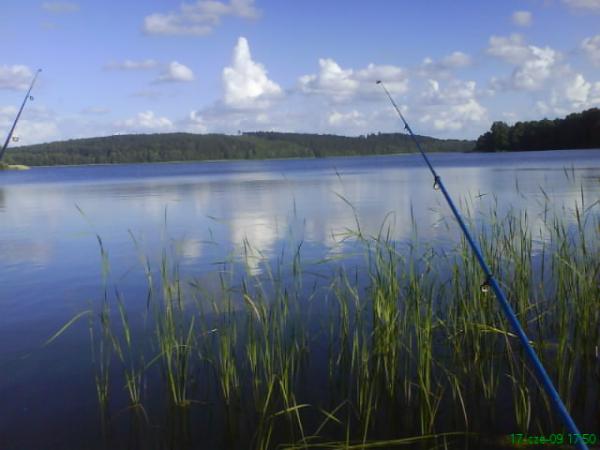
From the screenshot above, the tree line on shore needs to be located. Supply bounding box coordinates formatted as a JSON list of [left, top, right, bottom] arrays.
[[474, 107, 600, 151], [3, 132, 473, 166], [4, 107, 599, 167]]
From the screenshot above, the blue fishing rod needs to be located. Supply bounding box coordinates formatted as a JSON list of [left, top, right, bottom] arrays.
[[376, 80, 588, 450], [0, 68, 42, 161]]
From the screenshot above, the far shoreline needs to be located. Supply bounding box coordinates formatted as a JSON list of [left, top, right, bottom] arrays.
[[5, 147, 600, 170], [3, 150, 446, 169]]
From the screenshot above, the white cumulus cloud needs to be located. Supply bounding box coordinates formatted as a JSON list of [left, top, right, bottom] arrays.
[[222, 37, 282, 109], [423, 99, 486, 131], [0, 105, 17, 118], [327, 110, 365, 127], [105, 59, 194, 83], [299, 59, 408, 102], [441, 51, 472, 68], [0, 65, 33, 91], [418, 79, 487, 131], [116, 111, 173, 131], [554, 72, 600, 109], [1, 105, 60, 145], [157, 61, 195, 82], [13, 121, 60, 145], [512, 46, 557, 90], [487, 35, 559, 90], [355, 63, 409, 96], [486, 34, 600, 116], [536, 67, 600, 116], [564, 74, 591, 105], [512, 11, 532, 26], [300, 59, 358, 101], [182, 110, 208, 133], [487, 34, 531, 64], [419, 51, 471, 78], [562, 0, 600, 11], [422, 79, 480, 104], [143, 0, 260, 36], [581, 35, 600, 66]]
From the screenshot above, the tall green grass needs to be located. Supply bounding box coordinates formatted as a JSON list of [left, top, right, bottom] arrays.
[[65, 189, 600, 449]]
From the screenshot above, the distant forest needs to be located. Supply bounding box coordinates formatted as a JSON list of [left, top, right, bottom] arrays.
[[4, 107, 598, 167], [3, 132, 473, 166], [475, 107, 600, 151]]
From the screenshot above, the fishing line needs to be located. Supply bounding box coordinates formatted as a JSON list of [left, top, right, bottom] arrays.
[[0, 69, 42, 161], [377, 80, 588, 450]]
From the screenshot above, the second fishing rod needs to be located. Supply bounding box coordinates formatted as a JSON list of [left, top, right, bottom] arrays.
[[376, 80, 588, 450], [0, 69, 42, 162]]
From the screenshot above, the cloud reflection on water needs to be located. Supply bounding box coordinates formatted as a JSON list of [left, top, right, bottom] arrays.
[[0, 152, 598, 281]]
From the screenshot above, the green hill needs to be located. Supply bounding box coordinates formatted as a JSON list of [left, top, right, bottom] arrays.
[[3, 132, 474, 167]]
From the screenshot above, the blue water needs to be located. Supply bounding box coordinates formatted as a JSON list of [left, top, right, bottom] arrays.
[[1, 150, 599, 448]]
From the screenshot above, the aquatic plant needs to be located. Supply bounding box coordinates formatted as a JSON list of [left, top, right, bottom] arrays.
[[49, 186, 599, 449]]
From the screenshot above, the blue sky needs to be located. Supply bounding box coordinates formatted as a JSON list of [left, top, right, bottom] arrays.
[[1, 0, 599, 145]]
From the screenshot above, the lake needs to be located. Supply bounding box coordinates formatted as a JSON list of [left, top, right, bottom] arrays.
[[1, 149, 599, 449]]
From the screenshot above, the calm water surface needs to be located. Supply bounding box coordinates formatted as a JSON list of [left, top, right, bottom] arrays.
[[1, 150, 599, 448]]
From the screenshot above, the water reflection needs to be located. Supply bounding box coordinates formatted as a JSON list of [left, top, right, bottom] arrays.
[[0, 239, 54, 267], [1, 150, 599, 448], [1, 154, 598, 274]]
